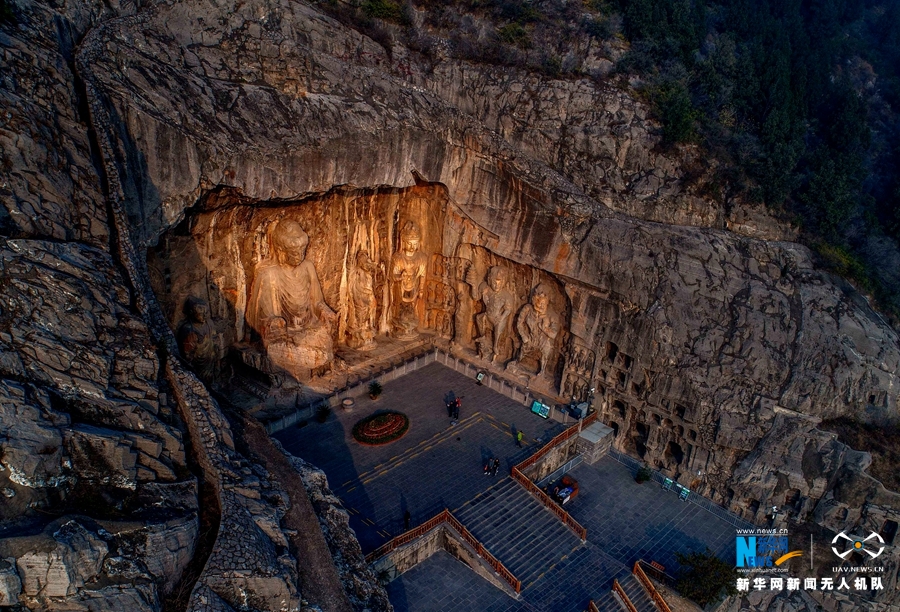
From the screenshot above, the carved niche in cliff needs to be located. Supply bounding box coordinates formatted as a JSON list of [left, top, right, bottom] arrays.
[[148, 182, 571, 390]]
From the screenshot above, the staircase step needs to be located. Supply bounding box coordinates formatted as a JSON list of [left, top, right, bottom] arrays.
[[618, 575, 657, 612], [453, 476, 582, 587]]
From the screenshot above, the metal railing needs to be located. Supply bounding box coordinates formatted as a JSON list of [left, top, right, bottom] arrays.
[[511, 467, 587, 541], [639, 560, 677, 588], [612, 579, 638, 612], [365, 508, 522, 594], [606, 447, 756, 530], [516, 411, 599, 472], [633, 561, 673, 612], [509, 411, 597, 541]]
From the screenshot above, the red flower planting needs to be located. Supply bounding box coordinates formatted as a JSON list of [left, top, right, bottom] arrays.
[[352, 411, 410, 446]]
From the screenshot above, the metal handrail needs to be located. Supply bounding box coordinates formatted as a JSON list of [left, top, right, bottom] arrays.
[[509, 412, 596, 541], [637, 560, 677, 588], [633, 561, 673, 612], [612, 579, 639, 612], [365, 509, 522, 593], [517, 411, 599, 472], [511, 467, 587, 540]]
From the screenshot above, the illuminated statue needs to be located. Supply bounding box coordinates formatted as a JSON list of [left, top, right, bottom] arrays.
[[473, 266, 515, 363], [246, 220, 336, 375], [509, 283, 559, 377], [348, 250, 377, 350], [390, 221, 427, 340]]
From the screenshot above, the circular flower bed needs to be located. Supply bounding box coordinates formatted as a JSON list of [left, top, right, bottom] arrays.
[[352, 411, 410, 446]]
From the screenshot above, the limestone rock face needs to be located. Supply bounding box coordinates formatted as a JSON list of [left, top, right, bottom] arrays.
[[2, 0, 900, 610], [16, 521, 108, 598], [0, 558, 22, 606]]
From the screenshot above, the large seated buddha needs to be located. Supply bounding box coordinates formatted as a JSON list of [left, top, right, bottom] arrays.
[[245, 220, 336, 380]]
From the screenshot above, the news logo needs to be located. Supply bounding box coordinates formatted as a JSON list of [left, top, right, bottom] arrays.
[[736, 532, 802, 568], [831, 531, 885, 560]]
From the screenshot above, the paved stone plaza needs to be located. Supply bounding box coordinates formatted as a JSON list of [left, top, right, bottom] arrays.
[[276, 362, 738, 611]]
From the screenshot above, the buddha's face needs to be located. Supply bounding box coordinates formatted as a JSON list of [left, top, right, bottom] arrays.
[[279, 235, 308, 266], [403, 236, 420, 256], [532, 293, 549, 315], [489, 268, 507, 292], [192, 303, 208, 324]]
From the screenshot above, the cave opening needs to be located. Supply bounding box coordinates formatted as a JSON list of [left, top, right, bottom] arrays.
[[665, 441, 684, 465], [606, 341, 618, 363], [883, 520, 898, 545]]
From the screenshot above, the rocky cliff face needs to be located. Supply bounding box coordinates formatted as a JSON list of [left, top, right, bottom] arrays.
[[2, 0, 899, 610], [1, 1, 391, 610]]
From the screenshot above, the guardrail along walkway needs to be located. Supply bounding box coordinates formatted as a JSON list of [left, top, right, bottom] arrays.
[[454, 478, 581, 589]]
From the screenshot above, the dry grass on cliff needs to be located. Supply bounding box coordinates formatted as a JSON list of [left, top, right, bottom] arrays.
[[819, 417, 900, 493]]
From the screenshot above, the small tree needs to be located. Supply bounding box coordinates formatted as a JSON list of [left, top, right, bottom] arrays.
[[368, 380, 383, 399], [635, 466, 653, 483], [675, 549, 737, 607], [316, 404, 331, 423]]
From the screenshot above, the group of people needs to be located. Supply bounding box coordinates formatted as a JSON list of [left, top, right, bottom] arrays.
[[445, 390, 462, 420], [483, 457, 501, 476]]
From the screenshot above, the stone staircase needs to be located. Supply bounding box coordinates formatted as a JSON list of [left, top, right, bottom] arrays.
[[615, 574, 658, 612], [591, 588, 623, 611], [454, 478, 582, 588]]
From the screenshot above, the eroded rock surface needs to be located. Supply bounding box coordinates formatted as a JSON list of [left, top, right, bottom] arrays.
[[2, 0, 900, 610]]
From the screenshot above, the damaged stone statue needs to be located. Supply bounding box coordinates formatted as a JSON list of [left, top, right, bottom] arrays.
[[348, 249, 378, 350], [507, 283, 559, 378], [471, 265, 515, 363], [177, 297, 218, 382], [246, 220, 337, 378], [390, 221, 427, 340]]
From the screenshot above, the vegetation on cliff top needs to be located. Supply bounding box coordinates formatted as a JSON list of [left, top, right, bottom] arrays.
[[322, 0, 900, 323]]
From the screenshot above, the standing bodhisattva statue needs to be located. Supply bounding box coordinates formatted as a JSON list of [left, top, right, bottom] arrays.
[[471, 265, 515, 363], [348, 249, 378, 350], [390, 221, 427, 340], [246, 220, 336, 375]]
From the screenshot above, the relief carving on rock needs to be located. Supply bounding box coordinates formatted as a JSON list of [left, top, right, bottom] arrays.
[[507, 283, 561, 379], [562, 341, 596, 401], [470, 265, 515, 363], [347, 250, 378, 350], [390, 221, 428, 340], [245, 220, 337, 379], [176, 297, 219, 382]]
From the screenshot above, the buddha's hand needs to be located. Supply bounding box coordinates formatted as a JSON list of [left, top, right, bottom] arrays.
[[265, 317, 287, 341]]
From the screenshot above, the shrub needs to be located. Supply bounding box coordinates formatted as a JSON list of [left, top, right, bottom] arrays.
[[363, 0, 404, 23], [675, 549, 738, 607], [635, 466, 653, 483], [498, 22, 530, 48], [368, 380, 383, 399], [0, 0, 15, 25], [316, 404, 331, 423]]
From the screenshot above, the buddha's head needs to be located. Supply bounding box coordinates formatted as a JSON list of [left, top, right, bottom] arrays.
[[272, 220, 309, 267], [531, 283, 551, 315], [399, 221, 421, 257], [185, 297, 209, 324], [488, 266, 509, 292]]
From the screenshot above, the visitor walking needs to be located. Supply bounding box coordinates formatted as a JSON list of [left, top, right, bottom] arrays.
[[404, 510, 411, 530], [491, 458, 500, 476], [445, 390, 456, 417], [516, 430, 524, 447], [452, 397, 461, 420]]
